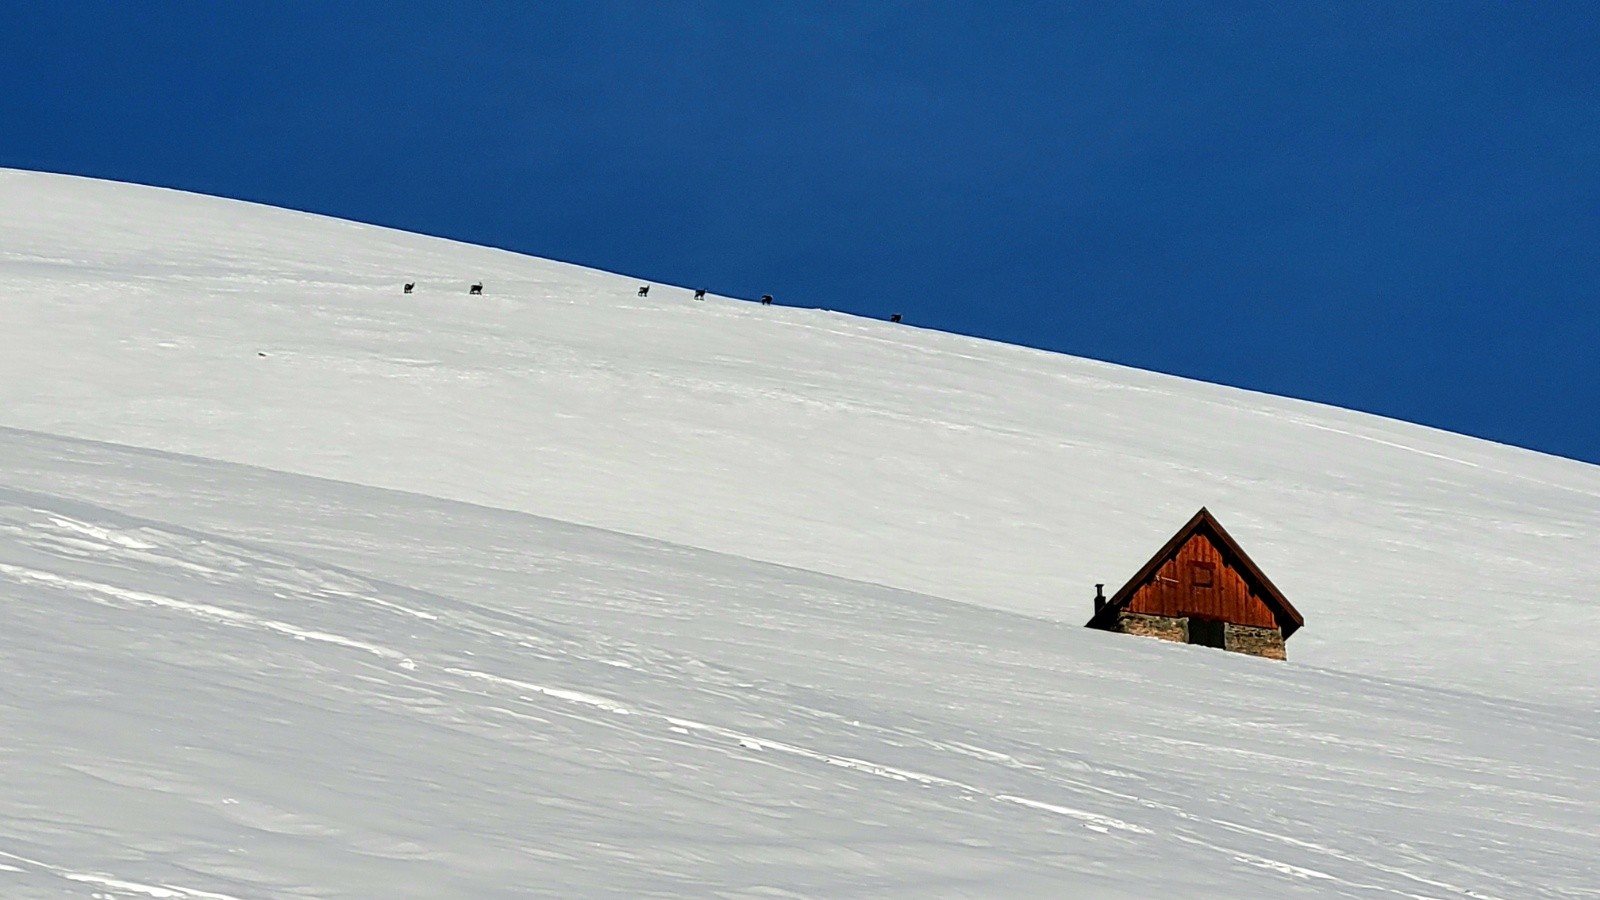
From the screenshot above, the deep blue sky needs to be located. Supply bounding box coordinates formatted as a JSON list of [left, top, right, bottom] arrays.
[[5, 3, 1598, 463]]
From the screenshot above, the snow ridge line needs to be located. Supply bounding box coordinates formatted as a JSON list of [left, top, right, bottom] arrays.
[[0, 563, 405, 661], [4, 558, 1133, 836], [443, 664, 1153, 835], [0, 848, 245, 900], [438, 666, 1511, 898], [0, 560, 1531, 897], [1, 554, 1149, 840]]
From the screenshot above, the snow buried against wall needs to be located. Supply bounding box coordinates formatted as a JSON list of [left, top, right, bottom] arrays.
[[0, 170, 1597, 896], [0, 430, 1594, 897]]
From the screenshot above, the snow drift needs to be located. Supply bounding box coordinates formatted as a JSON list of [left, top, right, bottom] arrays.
[[1, 169, 1596, 897]]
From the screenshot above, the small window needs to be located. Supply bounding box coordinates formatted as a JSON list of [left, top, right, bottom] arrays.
[[1189, 561, 1215, 588]]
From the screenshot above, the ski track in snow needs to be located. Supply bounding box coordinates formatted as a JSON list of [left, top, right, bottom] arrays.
[[0, 850, 244, 900], [0, 561, 407, 662], [0, 489, 1578, 898], [1, 170, 1597, 897]]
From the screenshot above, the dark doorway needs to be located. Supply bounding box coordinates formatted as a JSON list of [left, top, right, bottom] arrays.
[[1188, 618, 1225, 649]]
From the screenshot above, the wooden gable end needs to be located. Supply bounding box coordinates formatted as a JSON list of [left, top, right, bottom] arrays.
[[1123, 531, 1280, 629], [1088, 507, 1304, 638]]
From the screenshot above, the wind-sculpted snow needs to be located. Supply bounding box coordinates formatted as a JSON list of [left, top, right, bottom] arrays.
[[0, 430, 1595, 898], [1, 169, 1597, 707], [0, 170, 1597, 896]]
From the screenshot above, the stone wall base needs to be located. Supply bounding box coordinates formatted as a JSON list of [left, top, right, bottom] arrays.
[[1113, 612, 1189, 643], [1224, 623, 1287, 660], [1111, 613, 1287, 660]]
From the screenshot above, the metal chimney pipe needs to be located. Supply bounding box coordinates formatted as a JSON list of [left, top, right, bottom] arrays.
[[1094, 583, 1106, 614]]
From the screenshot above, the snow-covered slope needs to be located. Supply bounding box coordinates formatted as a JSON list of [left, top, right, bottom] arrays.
[[1, 169, 1596, 897]]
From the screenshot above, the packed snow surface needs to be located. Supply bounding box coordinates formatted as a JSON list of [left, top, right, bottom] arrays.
[[1, 169, 1596, 897]]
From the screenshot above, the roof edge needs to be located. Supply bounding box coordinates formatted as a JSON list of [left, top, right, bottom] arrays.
[[1086, 507, 1304, 638]]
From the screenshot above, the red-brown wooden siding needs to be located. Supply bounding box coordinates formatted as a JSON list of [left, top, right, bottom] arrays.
[[1124, 533, 1279, 629]]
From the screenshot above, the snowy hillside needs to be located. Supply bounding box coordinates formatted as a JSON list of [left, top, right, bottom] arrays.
[[1, 169, 1597, 897]]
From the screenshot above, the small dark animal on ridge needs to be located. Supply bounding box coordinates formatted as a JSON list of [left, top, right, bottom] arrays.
[[469, 282, 483, 295], [760, 294, 773, 306], [694, 289, 706, 301], [890, 313, 902, 323], [638, 285, 651, 297], [403, 282, 414, 294]]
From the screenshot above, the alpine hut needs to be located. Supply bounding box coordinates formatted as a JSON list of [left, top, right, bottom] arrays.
[[1085, 507, 1303, 660]]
